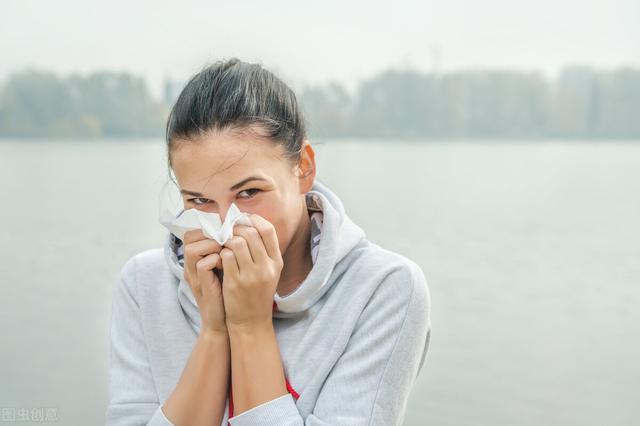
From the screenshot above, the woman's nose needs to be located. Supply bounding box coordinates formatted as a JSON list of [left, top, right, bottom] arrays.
[[218, 205, 230, 223]]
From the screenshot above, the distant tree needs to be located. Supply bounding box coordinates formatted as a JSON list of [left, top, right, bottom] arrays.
[[299, 81, 352, 137], [0, 69, 165, 138], [1, 65, 638, 139], [0, 70, 77, 137]]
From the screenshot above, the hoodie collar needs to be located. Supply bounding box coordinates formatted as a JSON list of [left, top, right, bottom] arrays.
[[163, 179, 366, 325]]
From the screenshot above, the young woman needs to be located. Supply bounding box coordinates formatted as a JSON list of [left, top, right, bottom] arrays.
[[106, 58, 432, 426]]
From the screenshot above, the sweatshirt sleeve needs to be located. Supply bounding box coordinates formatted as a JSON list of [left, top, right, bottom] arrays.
[[106, 255, 176, 426], [228, 260, 432, 426]]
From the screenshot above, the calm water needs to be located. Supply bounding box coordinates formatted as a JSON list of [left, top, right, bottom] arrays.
[[0, 139, 638, 425]]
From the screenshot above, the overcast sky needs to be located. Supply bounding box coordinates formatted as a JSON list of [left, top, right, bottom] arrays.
[[2, 0, 638, 96]]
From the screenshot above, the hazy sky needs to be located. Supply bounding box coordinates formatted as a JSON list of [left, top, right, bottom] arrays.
[[2, 0, 638, 96]]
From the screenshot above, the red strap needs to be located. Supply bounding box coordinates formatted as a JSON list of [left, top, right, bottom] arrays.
[[286, 378, 300, 399]]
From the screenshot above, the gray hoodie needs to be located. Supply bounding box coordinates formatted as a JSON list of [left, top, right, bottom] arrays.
[[106, 178, 432, 426]]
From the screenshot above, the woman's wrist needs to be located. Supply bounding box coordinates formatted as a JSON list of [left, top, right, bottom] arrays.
[[226, 318, 273, 338], [199, 327, 230, 345]]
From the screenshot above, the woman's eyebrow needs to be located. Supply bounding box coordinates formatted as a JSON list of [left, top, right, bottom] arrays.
[[180, 176, 268, 197], [229, 176, 268, 191]]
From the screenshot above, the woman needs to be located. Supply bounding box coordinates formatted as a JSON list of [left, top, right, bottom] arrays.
[[106, 58, 432, 426]]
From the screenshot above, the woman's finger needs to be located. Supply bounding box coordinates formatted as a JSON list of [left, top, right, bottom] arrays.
[[183, 238, 223, 275], [220, 247, 240, 280], [183, 229, 223, 257], [224, 235, 254, 271], [196, 253, 222, 292], [233, 225, 269, 266], [246, 214, 281, 261], [183, 233, 222, 297]]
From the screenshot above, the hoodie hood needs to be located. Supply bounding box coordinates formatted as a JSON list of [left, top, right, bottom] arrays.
[[163, 178, 367, 329]]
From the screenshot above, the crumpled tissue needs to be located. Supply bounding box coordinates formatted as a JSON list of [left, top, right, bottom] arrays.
[[159, 202, 253, 244]]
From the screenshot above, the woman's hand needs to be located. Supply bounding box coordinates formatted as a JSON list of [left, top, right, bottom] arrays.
[[182, 229, 227, 335], [220, 214, 284, 331]]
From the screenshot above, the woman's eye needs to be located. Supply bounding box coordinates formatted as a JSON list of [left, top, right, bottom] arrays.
[[189, 198, 209, 206], [238, 188, 261, 199], [187, 189, 260, 205]]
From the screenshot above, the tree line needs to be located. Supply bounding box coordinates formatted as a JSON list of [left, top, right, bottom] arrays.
[[1, 66, 638, 139]]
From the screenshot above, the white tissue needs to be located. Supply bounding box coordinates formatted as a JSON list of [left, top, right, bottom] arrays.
[[159, 202, 253, 245]]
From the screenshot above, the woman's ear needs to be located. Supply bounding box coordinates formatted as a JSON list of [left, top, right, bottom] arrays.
[[296, 140, 316, 192]]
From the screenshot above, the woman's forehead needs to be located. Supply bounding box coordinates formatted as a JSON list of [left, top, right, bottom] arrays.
[[171, 136, 288, 188], [173, 134, 280, 166]]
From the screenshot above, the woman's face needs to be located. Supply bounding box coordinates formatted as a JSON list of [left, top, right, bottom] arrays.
[[169, 127, 316, 257]]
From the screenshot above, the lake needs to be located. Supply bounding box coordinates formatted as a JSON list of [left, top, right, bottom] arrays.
[[0, 139, 638, 425]]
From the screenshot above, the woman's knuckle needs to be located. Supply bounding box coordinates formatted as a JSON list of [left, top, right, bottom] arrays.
[[195, 260, 207, 272], [184, 244, 195, 258], [265, 266, 276, 279], [268, 226, 277, 238]]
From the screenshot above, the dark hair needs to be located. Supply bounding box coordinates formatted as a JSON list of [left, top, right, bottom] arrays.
[[165, 57, 308, 176]]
